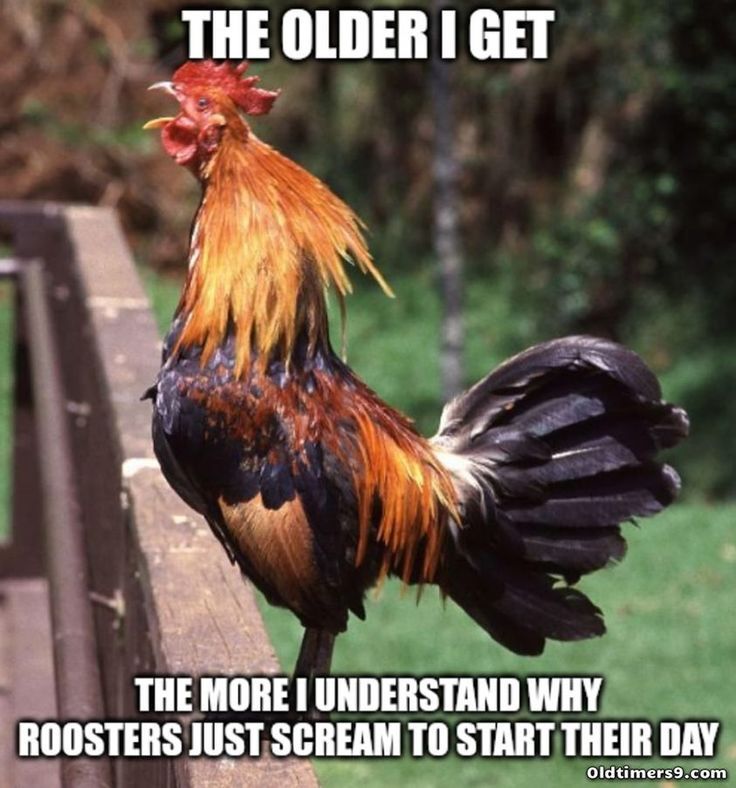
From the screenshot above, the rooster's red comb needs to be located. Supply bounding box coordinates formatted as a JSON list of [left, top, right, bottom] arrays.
[[172, 60, 280, 116]]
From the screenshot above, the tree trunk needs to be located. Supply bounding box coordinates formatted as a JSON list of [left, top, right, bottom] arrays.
[[431, 2, 464, 401]]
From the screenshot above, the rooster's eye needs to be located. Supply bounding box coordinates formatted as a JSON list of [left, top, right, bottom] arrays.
[[197, 97, 209, 111]]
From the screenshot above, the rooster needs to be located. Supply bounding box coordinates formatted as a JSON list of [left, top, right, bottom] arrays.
[[143, 61, 688, 678]]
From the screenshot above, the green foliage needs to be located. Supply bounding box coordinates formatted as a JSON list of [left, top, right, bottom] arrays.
[[454, 0, 736, 497], [329, 266, 443, 432], [137, 265, 181, 333], [21, 96, 153, 152], [660, 344, 736, 498]]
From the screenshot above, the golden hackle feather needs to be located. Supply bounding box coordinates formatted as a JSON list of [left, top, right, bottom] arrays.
[[347, 394, 459, 584], [176, 110, 393, 375]]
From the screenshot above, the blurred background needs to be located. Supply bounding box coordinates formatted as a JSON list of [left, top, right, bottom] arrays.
[[1, 1, 734, 786]]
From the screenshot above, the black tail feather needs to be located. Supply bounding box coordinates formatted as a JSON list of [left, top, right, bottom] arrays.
[[513, 523, 626, 573], [433, 335, 688, 655], [443, 550, 606, 656]]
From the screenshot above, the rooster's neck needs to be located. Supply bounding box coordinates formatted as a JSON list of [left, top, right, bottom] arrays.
[[173, 133, 391, 376]]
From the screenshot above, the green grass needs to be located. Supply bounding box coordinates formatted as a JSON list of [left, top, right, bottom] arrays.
[[139, 267, 736, 787], [259, 504, 736, 787]]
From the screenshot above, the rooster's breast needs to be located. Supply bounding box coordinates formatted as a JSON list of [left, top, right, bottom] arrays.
[[149, 326, 371, 630]]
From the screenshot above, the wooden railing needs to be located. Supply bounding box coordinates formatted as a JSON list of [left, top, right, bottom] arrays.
[[0, 202, 317, 788]]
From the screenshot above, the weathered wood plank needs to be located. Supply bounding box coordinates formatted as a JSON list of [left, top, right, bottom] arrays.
[[59, 204, 318, 788], [1, 578, 61, 788]]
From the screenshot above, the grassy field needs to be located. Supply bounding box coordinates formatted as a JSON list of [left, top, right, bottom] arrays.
[[0, 268, 733, 784]]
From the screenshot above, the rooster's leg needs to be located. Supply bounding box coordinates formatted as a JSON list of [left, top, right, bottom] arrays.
[[294, 627, 335, 678], [292, 628, 335, 720]]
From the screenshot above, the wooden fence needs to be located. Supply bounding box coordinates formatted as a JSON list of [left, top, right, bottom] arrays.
[[0, 202, 318, 788]]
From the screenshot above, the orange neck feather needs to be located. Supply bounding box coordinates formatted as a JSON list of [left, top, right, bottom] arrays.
[[175, 121, 393, 374]]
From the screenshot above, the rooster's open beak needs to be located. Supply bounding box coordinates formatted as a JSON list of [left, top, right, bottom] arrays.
[[143, 81, 178, 129], [142, 117, 174, 130], [148, 81, 177, 96]]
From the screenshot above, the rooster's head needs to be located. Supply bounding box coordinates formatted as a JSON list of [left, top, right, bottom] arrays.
[[144, 60, 280, 172]]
